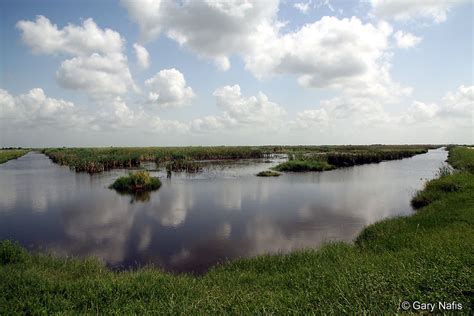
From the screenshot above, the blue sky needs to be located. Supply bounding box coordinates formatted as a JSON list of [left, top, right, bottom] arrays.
[[0, 0, 472, 146]]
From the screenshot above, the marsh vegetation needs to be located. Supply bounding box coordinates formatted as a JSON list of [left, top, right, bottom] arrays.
[[110, 170, 161, 194], [273, 159, 335, 172], [0, 149, 29, 164], [42, 147, 267, 173], [447, 146, 474, 173], [41, 145, 437, 174], [256, 170, 280, 177], [165, 158, 202, 173], [1, 146, 471, 314], [273, 147, 430, 172], [325, 148, 428, 167]]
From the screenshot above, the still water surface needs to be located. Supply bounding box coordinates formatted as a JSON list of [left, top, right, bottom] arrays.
[[0, 149, 447, 273]]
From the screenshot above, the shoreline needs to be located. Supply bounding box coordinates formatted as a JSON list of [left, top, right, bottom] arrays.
[[1, 146, 472, 313], [0, 149, 29, 164]]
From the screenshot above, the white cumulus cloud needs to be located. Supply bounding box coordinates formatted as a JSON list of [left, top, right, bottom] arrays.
[[246, 16, 410, 100], [17, 16, 136, 99], [56, 53, 136, 97], [293, 109, 330, 129], [213, 84, 286, 124], [192, 84, 286, 131], [394, 30, 422, 49], [368, 0, 467, 24], [0, 88, 194, 136], [121, 1, 409, 101], [407, 101, 439, 122], [0, 88, 85, 128], [403, 85, 473, 124], [442, 85, 474, 116], [120, 0, 279, 71], [294, 1, 312, 14], [16, 15, 123, 56], [121, 1, 410, 101], [293, 96, 393, 130], [133, 43, 150, 69], [145, 68, 195, 108]]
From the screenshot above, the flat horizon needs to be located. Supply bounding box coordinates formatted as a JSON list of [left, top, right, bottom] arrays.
[[0, 0, 472, 146]]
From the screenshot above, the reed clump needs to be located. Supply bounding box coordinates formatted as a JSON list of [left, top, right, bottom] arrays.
[[273, 160, 335, 172], [256, 170, 280, 177], [165, 159, 202, 173], [110, 171, 161, 193]]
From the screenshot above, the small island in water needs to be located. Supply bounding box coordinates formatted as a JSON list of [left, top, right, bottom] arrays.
[[256, 170, 281, 177], [110, 170, 161, 193]]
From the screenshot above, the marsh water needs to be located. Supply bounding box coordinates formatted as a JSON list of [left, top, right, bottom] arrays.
[[0, 148, 447, 273]]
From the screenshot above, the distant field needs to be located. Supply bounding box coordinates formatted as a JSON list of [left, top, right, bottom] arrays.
[[41, 145, 440, 173], [0, 149, 29, 164]]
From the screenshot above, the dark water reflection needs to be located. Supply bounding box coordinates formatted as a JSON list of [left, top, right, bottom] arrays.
[[0, 149, 447, 273]]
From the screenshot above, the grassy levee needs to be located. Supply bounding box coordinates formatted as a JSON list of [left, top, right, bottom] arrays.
[[0, 149, 29, 164], [1, 147, 472, 313]]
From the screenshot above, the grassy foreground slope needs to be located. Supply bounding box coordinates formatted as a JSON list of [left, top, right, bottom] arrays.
[[1, 147, 473, 314], [0, 149, 29, 164]]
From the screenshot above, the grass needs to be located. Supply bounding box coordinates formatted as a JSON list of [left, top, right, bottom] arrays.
[[109, 170, 161, 193], [325, 148, 428, 167], [42, 147, 267, 173], [273, 147, 429, 172], [411, 169, 460, 209], [0, 149, 29, 164], [447, 146, 474, 173], [1, 146, 472, 313], [256, 170, 280, 177], [273, 159, 335, 172], [411, 146, 473, 209], [165, 159, 202, 173], [41, 145, 438, 174]]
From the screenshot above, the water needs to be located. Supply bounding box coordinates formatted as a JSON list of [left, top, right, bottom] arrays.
[[0, 148, 447, 273]]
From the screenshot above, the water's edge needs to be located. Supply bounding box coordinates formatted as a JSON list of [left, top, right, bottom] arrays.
[[0, 148, 447, 273]]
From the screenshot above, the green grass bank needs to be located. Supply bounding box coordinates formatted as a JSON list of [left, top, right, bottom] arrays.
[[1, 146, 472, 314], [0, 149, 29, 164]]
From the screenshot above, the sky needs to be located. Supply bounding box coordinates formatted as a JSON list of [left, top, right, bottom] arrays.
[[0, 0, 473, 147]]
